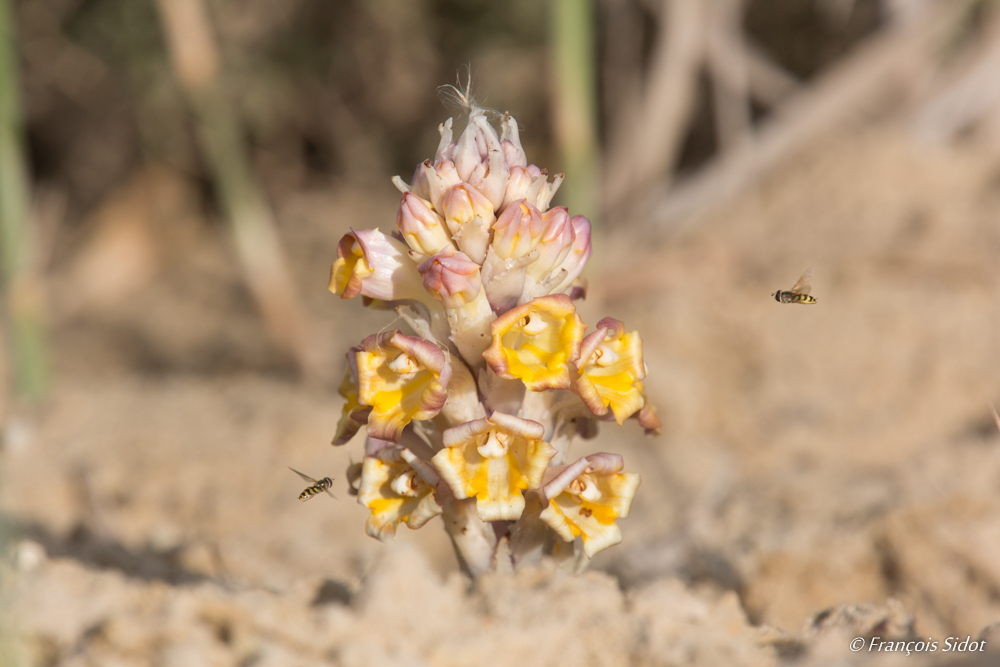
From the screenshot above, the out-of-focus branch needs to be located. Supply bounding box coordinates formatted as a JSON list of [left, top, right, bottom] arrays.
[[155, 0, 315, 376], [605, 0, 707, 210], [625, 0, 974, 239], [742, 40, 800, 106], [0, 0, 48, 400], [912, 12, 1000, 148], [705, 0, 751, 153], [550, 0, 600, 224]]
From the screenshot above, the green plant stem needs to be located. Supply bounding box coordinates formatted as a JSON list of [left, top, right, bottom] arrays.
[[0, 0, 47, 400], [550, 0, 600, 227]]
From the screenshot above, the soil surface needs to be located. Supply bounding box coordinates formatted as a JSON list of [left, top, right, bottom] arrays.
[[3, 124, 1000, 666]]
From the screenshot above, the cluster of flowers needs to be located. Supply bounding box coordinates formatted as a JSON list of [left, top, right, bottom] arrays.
[[329, 101, 659, 574]]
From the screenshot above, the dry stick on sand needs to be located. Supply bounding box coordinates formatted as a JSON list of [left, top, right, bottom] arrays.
[[911, 11, 1000, 149], [603, 0, 800, 217], [155, 0, 314, 376], [704, 0, 752, 154], [604, 0, 707, 211], [621, 0, 975, 242]]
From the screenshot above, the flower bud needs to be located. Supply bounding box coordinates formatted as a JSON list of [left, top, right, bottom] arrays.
[[551, 215, 593, 293], [500, 113, 527, 168], [435, 117, 455, 162], [418, 247, 483, 308], [502, 166, 534, 212], [469, 149, 509, 211], [527, 207, 574, 281], [490, 199, 545, 261], [397, 192, 454, 259], [421, 160, 462, 213], [441, 183, 494, 264]]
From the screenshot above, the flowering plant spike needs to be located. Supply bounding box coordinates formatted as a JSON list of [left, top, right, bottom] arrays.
[[330, 92, 661, 575]]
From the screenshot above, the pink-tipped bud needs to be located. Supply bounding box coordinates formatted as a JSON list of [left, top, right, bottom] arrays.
[[409, 163, 430, 201], [397, 193, 453, 258], [443, 184, 496, 231], [527, 206, 574, 280], [418, 247, 483, 308], [552, 215, 592, 291], [491, 199, 545, 261], [442, 183, 494, 264], [502, 166, 534, 212], [469, 150, 509, 211], [454, 125, 485, 184], [500, 114, 527, 168], [435, 117, 455, 163], [422, 160, 462, 212]]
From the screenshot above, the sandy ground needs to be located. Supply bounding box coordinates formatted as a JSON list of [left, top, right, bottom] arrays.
[[2, 123, 1000, 666]]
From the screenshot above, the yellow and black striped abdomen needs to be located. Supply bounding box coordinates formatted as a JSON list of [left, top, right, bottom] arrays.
[[774, 291, 817, 304], [299, 477, 333, 501]]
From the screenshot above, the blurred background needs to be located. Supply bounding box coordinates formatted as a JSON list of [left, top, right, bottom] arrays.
[[3, 0, 1000, 665]]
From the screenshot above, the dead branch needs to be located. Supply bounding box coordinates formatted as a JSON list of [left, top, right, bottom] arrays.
[[623, 0, 974, 240]]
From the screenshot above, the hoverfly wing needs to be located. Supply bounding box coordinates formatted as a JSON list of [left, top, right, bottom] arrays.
[[289, 467, 318, 485], [789, 268, 813, 294]]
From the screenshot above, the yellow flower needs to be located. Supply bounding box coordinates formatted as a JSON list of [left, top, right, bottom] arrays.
[[482, 294, 586, 391], [329, 228, 427, 302], [358, 445, 442, 541], [331, 352, 370, 445], [432, 412, 556, 521], [574, 318, 647, 425], [356, 331, 451, 442], [539, 453, 640, 558], [634, 380, 662, 436]]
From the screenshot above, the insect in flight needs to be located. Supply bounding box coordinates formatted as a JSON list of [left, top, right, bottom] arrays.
[[289, 467, 336, 501], [772, 268, 817, 304]]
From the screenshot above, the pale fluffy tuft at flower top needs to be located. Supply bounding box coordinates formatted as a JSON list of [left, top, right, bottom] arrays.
[[326, 97, 660, 571]]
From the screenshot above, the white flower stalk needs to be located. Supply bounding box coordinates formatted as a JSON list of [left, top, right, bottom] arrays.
[[327, 94, 659, 576], [418, 247, 494, 366]]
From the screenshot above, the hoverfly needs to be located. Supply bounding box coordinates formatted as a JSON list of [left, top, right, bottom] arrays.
[[772, 268, 817, 304], [289, 467, 336, 501]]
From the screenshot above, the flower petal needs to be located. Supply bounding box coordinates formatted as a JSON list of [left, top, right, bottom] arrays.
[[539, 453, 641, 557], [332, 351, 371, 445], [329, 228, 427, 303], [433, 412, 556, 522], [356, 331, 451, 442], [483, 294, 586, 391], [358, 446, 442, 541], [574, 318, 647, 424]]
